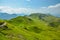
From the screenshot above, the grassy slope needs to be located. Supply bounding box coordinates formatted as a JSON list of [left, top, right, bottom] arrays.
[[0, 14, 60, 40]]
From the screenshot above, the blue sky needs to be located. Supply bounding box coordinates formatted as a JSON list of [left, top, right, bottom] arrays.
[[0, 0, 60, 15], [0, 0, 60, 8]]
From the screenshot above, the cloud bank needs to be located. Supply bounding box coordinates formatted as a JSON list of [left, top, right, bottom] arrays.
[[0, 3, 60, 14]]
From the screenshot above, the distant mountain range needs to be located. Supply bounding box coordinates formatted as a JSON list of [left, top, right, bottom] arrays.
[[0, 13, 17, 19], [0, 12, 60, 20], [0, 12, 27, 20]]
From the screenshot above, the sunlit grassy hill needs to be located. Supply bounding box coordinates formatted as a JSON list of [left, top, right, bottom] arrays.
[[0, 13, 60, 40]]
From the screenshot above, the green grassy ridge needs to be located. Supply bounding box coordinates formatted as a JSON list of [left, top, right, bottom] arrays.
[[0, 13, 60, 40], [29, 13, 60, 27], [0, 21, 38, 40]]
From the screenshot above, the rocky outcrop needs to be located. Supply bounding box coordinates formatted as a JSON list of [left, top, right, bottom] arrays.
[[0, 22, 7, 28]]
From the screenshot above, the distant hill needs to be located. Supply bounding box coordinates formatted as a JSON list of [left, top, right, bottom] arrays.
[[29, 13, 60, 27], [0, 12, 18, 19]]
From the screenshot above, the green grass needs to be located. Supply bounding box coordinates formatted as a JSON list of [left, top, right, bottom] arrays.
[[0, 13, 60, 40]]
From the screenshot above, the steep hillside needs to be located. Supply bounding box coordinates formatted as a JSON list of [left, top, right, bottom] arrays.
[[0, 13, 60, 40]]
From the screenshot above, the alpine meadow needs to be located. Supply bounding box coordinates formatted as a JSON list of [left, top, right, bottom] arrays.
[[0, 0, 60, 40]]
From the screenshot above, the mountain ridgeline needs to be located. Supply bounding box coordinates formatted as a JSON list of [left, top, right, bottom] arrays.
[[0, 13, 60, 40]]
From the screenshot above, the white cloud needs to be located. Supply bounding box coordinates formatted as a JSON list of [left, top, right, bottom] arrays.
[[0, 3, 60, 15], [48, 3, 60, 8], [47, 3, 60, 15], [0, 6, 36, 14], [0, 6, 31, 14], [37, 3, 60, 14]]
